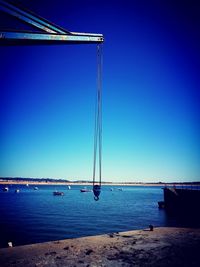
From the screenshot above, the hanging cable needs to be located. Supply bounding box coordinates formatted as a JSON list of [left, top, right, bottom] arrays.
[[93, 43, 103, 201]]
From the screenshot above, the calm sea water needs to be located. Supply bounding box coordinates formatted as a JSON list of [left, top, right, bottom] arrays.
[[0, 184, 195, 248]]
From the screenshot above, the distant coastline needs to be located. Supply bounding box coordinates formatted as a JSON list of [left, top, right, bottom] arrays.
[[0, 181, 168, 186], [0, 177, 199, 187]]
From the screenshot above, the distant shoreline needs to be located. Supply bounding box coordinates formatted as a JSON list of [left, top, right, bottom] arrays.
[[0, 180, 198, 187]]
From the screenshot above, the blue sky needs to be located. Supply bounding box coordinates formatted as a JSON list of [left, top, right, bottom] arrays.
[[0, 0, 199, 182]]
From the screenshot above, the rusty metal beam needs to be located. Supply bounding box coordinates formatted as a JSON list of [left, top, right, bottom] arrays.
[[0, 31, 103, 45], [0, 0, 104, 45]]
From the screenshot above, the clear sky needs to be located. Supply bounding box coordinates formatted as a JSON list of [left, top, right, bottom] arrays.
[[0, 0, 199, 182]]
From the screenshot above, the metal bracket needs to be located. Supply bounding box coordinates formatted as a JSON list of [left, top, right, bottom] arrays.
[[0, 0, 104, 45]]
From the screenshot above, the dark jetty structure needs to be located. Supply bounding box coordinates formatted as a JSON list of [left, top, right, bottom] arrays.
[[158, 186, 200, 216]]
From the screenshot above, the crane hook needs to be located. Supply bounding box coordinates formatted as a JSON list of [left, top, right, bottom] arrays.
[[93, 184, 101, 201]]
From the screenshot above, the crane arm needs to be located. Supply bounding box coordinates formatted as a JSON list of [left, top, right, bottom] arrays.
[[0, 31, 103, 45], [0, 0, 103, 45]]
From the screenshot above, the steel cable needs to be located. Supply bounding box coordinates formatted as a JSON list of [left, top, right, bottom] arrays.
[[93, 44, 103, 201]]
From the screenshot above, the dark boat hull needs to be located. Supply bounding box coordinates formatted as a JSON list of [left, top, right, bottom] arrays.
[[53, 192, 64, 196]]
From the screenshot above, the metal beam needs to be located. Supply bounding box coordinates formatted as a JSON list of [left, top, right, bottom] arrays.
[[0, 0, 104, 45], [0, 0, 69, 34], [0, 31, 104, 45]]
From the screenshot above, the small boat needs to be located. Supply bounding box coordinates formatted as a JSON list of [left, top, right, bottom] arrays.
[[117, 188, 123, 191], [110, 188, 114, 191], [15, 189, 20, 193], [2, 187, 9, 192], [34, 187, 38, 190], [26, 184, 29, 187], [158, 201, 165, 209], [67, 185, 71, 190], [53, 191, 64, 196], [80, 187, 92, 193]]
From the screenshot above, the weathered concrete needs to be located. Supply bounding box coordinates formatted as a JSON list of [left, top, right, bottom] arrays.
[[0, 227, 200, 267]]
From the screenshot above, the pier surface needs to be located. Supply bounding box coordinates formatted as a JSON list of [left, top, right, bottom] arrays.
[[0, 227, 200, 267]]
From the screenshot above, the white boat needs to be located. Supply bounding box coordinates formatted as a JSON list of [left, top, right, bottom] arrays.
[[34, 187, 38, 190], [26, 183, 29, 187], [2, 187, 9, 192], [15, 189, 20, 193], [68, 185, 71, 190], [80, 187, 92, 193]]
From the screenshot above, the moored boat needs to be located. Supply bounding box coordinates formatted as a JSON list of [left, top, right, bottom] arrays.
[[53, 191, 64, 196], [80, 187, 92, 193], [158, 201, 165, 209], [2, 187, 9, 192], [34, 187, 38, 190], [15, 189, 20, 193]]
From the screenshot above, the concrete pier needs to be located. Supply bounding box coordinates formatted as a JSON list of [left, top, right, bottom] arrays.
[[0, 227, 200, 267], [163, 187, 200, 215]]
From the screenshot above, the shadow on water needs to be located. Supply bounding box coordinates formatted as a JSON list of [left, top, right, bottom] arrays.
[[159, 208, 200, 228]]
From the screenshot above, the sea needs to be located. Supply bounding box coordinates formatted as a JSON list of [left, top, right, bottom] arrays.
[[0, 184, 197, 248]]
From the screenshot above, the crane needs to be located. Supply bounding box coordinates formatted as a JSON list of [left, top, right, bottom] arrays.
[[0, 0, 103, 45], [0, 0, 103, 200]]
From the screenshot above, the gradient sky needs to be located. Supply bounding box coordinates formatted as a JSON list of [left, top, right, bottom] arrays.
[[0, 0, 200, 182]]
